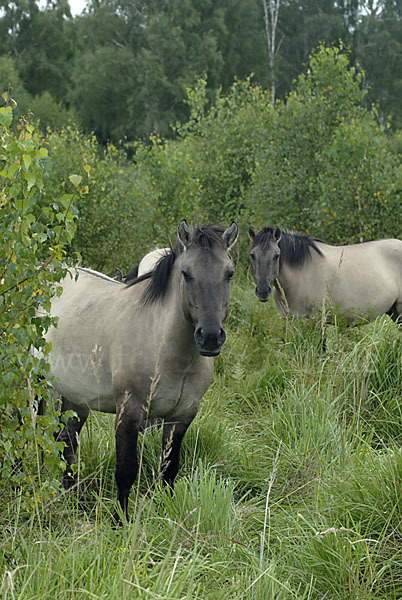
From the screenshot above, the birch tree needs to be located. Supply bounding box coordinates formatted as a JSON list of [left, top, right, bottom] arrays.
[[262, 0, 281, 106]]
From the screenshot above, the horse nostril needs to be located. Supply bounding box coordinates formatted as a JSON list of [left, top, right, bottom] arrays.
[[194, 327, 204, 345], [194, 326, 226, 355]]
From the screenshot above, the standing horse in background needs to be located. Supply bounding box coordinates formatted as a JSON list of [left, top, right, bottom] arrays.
[[46, 221, 238, 519], [115, 248, 170, 283], [248, 226, 402, 324], [138, 248, 170, 277]]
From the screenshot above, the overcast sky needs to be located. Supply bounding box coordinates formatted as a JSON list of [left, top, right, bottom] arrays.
[[69, 0, 87, 16]]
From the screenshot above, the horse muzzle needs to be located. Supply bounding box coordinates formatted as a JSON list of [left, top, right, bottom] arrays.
[[255, 285, 272, 303], [194, 326, 226, 356]]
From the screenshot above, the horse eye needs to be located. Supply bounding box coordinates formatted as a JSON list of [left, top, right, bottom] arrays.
[[227, 270, 234, 281], [181, 270, 192, 282], [250, 253, 256, 260], [274, 254, 280, 261]]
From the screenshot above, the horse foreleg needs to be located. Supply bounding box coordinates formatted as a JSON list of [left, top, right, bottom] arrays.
[[160, 419, 193, 488], [114, 396, 143, 520], [56, 397, 89, 491]]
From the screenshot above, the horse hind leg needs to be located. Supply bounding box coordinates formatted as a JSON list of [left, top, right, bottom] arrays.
[[56, 397, 89, 491], [386, 301, 402, 325]]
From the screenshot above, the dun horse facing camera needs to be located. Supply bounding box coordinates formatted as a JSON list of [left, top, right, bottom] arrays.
[[249, 226, 402, 324], [45, 220, 238, 520]]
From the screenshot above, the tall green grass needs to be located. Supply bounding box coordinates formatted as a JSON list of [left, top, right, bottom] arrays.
[[1, 280, 401, 599]]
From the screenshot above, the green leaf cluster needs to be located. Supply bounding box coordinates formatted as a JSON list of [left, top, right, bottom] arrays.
[[39, 126, 150, 274], [0, 96, 78, 507]]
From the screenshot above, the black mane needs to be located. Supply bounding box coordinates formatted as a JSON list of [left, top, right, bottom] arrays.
[[127, 225, 226, 304], [252, 227, 325, 267]]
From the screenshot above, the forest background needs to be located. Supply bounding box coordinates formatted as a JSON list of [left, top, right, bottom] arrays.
[[2, 0, 402, 274], [1, 0, 402, 141]]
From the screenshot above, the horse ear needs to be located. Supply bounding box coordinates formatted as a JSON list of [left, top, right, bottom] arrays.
[[248, 227, 256, 241], [177, 220, 193, 250], [222, 222, 239, 252], [274, 227, 282, 242]]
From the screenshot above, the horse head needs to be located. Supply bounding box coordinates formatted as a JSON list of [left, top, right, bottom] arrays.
[[248, 226, 281, 302], [177, 220, 238, 356]]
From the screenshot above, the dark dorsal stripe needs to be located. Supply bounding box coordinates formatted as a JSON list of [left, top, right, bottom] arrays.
[[127, 225, 226, 305], [251, 227, 325, 267]]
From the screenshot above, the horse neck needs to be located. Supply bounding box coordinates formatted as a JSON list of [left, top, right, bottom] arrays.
[[276, 233, 311, 287], [154, 265, 200, 367], [275, 255, 297, 292], [276, 237, 325, 292]]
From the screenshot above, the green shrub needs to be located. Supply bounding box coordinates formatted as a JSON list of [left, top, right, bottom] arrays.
[[247, 44, 402, 243], [40, 45, 402, 275], [0, 96, 78, 507], [42, 126, 147, 274]]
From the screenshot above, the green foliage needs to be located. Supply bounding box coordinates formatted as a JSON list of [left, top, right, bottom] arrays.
[[69, 44, 136, 143], [316, 116, 402, 242], [0, 0, 73, 102], [2, 0, 402, 143], [0, 95, 78, 507], [122, 46, 401, 257], [129, 135, 203, 241], [28, 44, 401, 282], [118, 76, 273, 266], [37, 45, 402, 278], [176, 76, 273, 224], [41, 76, 273, 275], [29, 91, 72, 132], [0, 55, 74, 133], [248, 45, 402, 242], [0, 55, 33, 125], [30, 123, 170, 275], [68, 0, 267, 142], [357, 7, 402, 130]]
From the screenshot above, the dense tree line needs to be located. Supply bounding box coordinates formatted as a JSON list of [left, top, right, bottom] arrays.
[[0, 0, 401, 142]]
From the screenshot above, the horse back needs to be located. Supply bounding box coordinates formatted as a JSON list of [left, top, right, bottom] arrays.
[[317, 238, 402, 318], [326, 238, 402, 275]]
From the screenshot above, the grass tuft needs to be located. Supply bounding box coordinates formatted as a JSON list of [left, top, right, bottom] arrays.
[[1, 281, 401, 598]]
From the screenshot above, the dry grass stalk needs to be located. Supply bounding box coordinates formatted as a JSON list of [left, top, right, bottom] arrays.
[[259, 440, 282, 570], [158, 425, 175, 482], [321, 295, 327, 340], [91, 344, 102, 382], [275, 277, 289, 315], [115, 390, 131, 431]]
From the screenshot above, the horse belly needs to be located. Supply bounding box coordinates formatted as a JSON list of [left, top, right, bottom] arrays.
[[47, 349, 115, 412], [331, 269, 397, 320]]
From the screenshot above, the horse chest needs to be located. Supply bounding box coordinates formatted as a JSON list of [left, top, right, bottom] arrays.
[[129, 357, 213, 419], [150, 376, 196, 416]]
